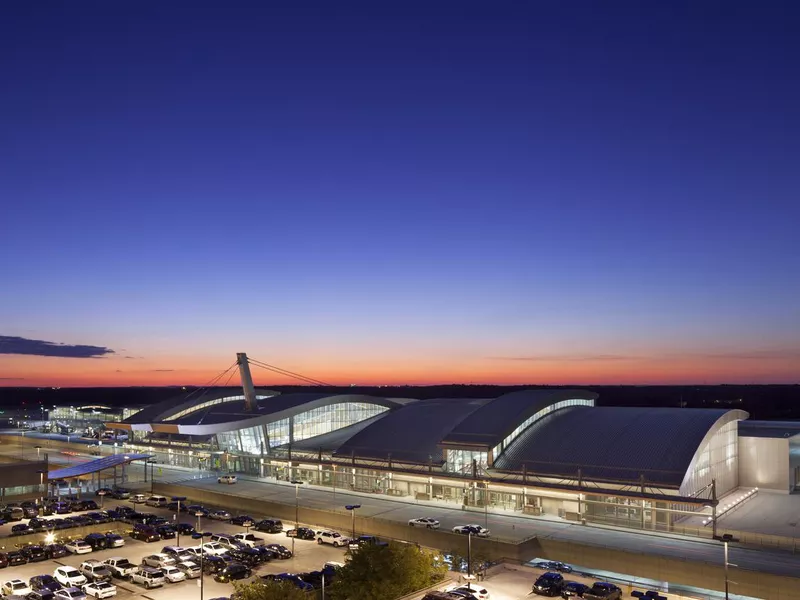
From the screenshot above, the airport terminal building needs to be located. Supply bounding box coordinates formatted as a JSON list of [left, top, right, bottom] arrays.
[[104, 384, 780, 533]]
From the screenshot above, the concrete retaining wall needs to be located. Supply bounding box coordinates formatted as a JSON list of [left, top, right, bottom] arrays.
[[152, 482, 539, 564], [153, 482, 800, 600], [7, 522, 130, 548]]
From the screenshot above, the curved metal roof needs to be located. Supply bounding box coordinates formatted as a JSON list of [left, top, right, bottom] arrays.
[[334, 397, 491, 465], [442, 389, 598, 449], [122, 388, 281, 424], [110, 392, 412, 436], [493, 406, 744, 487]]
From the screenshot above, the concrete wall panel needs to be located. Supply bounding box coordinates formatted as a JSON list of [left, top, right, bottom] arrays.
[[739, 437, 789, 492]]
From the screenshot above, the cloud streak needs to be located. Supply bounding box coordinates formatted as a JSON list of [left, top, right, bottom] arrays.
[[0, 335, 115, 359], [491, 354, 635, 362]]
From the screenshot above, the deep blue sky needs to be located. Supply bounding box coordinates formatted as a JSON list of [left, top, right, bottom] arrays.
[[1, 1, 799, 385]]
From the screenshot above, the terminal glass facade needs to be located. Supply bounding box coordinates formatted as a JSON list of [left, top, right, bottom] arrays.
[[680, 417, 741, 497], [214, 401, 389, 454]]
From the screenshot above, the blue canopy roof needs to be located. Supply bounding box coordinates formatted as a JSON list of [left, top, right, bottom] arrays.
[[49, 453, 152, 479]]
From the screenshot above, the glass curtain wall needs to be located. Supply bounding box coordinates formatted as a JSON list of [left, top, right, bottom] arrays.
[[214, 402, 388, 454], [680, 418, 740, 497]]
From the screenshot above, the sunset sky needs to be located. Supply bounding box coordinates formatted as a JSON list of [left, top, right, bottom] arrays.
[[1, 2, 799, 387]]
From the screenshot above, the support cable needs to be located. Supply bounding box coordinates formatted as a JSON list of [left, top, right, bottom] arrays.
[[247, 357, 333, 387]]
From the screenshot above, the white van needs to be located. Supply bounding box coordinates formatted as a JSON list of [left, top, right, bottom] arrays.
[[145, 495, 168, 508]]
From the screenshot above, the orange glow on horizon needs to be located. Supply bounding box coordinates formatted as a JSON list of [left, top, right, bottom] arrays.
[[1, 351, 798, 387]]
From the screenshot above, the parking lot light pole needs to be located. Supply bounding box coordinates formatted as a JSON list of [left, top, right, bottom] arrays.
[[291, 480, 304, 557], [97, 489, 107, 509], [345, 504, 361, 540], [714, 533, 739, 600], [173, 496, 186, 546]]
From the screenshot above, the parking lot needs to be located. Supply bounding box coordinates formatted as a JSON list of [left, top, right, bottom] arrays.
[[0, 498, 351, 600]]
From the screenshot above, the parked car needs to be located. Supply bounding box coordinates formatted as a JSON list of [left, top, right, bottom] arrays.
[[213, 563, 251, 583], [261, 573, 313, 591], [533, 573, 565, 596], [11, 523, 32, 535], [409, 517, 440, 529], [155, 525, 176, 540], [65, 540, 93, 555], [0, 553, 7, 569], [144, 496, 168, 508], [102, 558, 137, 580], [160, 566, 186, 583], [21, 545, 47, 562], [104, 534, 124, 548], [347, 535, 387, 551], [129, 567, 165, 589], [78, 561, 112, 583], [54, 587, 87, 600], [2, 580, 32, 597], [285, 526, 315, 540], [254, 519, 283, 533], [175, 561, 201, 579], [265, 543, 292, 559], [582, 583, 622, 600], [95, 488, 113, 498], [201, 556, 227, 575], [230, 515, 254, 527], [232, 532, 263, 547], [83, 534, 108, 552], [7, 550, 28, 566], [315, 531, 349, 547], [201, 542, 228, 556], [130, 525, 160, 543], [217, 475, 237, 484], [185, 505, 208, 516], [536, 561, 573, 574], [29, 575, 64, 593], [227, 547, 262, 567], [108, 489, 130, 500], [30, 589, 55, 600], [141, 554, 175, 569], [130, 494, 146, 504], [175, 523, 195, 535], [447, 584, 490, 599], [45, 545, 68, 559], [452, 524, 490, 537], [209, 510, 232, 521], [81, 581, 116, 599], [20, 501, 40, 519], [53, 567, 87, 588], [562, 582, 590, 598]]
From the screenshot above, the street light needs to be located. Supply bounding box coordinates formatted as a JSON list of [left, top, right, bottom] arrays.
[[35, 445, 42, 458], [97, 489, 108, 509], [172, 496, 186, 546], [714, 533, 739, 600], [291, 480, 304, 557], [193, 528, 213, 600], [345, 504, 361, 540]]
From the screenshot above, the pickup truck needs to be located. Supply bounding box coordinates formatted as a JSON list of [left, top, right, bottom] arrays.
[[233, 533, 265, 547], [103, 557, 138, 579], [347, 535, 388, 551], [78, 561, 112, 583], [583, 582, 623, 600]]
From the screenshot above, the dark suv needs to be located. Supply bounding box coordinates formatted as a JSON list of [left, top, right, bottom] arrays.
[[533, 572, 565, 596], [131, 524, 160, 542], [84, 533, 109, 551], [583, 583, 622, 600], [254, 519, 283, 533], [21, 545, 47, 562]]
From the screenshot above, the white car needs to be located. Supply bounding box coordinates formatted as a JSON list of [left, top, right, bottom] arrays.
[[200, 542, 228, 556], [131, 494, 146, 503], [447, 584, 490, 599], [55, 588, 87, 600], [408, 517, 440, 529], [452, 524, 491, 537], [141, 554, 175, 568], [217, 474, 237, 484], [82, 582, 117, 599], [160, 566, 186, 583], [3, 580, 32, 597], [315, 530, 349, 547], [65, 540, 93, 555], [54, 567, 88, 587]]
